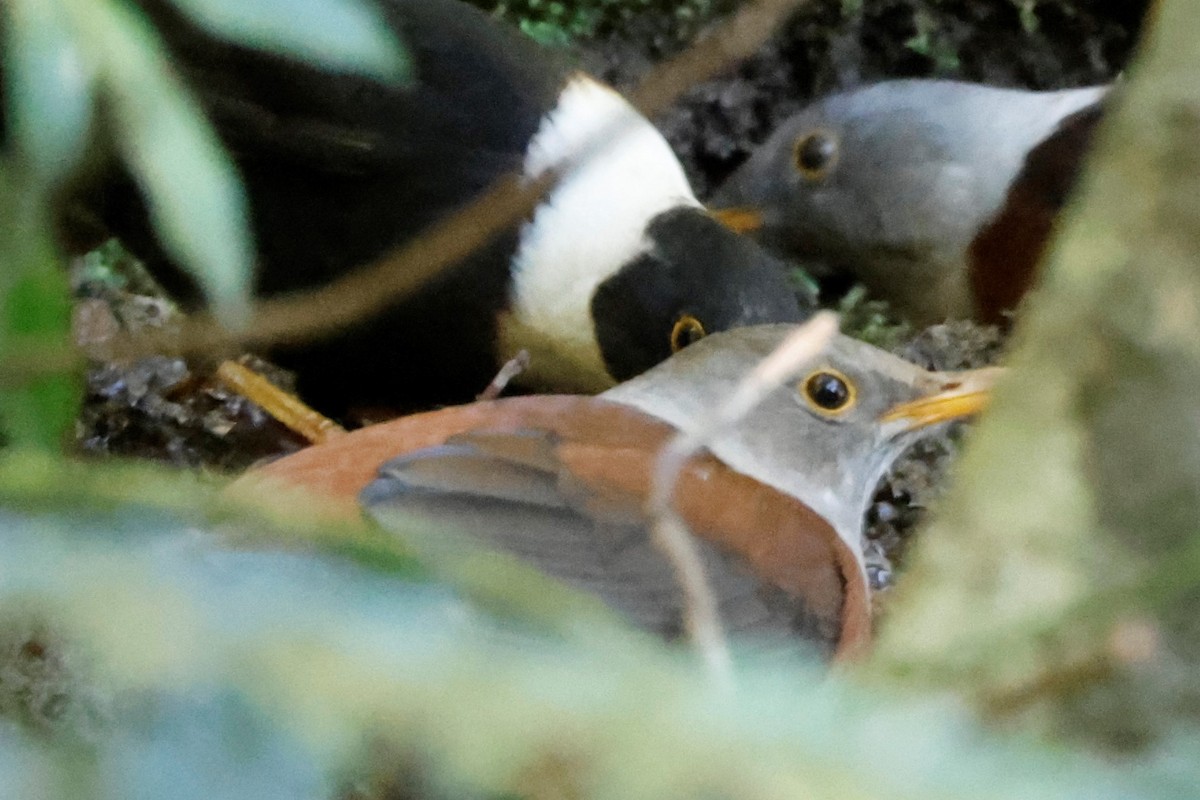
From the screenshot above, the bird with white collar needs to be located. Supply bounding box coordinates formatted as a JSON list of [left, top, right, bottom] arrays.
[[712, 79, 1108, 325], [60, 0, 807, 415], [231, 324, 1000, 658]]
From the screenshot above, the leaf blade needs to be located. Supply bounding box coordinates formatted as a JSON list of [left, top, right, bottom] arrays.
[[0, 168, 81, 452], [167, 0, 410, 82], [70, 0, 254, 328], [3, 0, 97, 186]]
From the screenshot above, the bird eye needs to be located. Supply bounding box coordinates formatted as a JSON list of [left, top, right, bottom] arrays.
[[792, 130, 838, 181], [670, 315, 707, 353], [800, 368, 857, 416]]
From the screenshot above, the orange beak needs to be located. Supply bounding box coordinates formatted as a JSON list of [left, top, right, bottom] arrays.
[[879, 367, 1005, 432], [711, 207, 764, 234]]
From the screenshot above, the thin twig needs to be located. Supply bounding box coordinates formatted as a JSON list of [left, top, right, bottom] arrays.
[[647, 311, 840, 687], [477, 349, 531, 401], [627, 0, 806, 117]]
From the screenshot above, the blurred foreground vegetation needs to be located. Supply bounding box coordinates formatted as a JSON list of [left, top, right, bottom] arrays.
[[1, 0, 1199, 797]]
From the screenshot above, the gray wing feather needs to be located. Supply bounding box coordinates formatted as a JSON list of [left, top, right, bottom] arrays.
[[361, 430, 834, 654]]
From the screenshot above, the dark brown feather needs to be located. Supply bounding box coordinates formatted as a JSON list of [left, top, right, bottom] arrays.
[[968, 103, 1104, 324]]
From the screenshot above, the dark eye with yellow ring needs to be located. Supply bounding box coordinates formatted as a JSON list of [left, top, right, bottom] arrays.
[[801, 368, 857, 415], [670, 315, 707, 353], [793, 130, 838, 181]]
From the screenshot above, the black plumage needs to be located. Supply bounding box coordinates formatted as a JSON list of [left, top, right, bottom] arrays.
[[47, 0, 805, 413]]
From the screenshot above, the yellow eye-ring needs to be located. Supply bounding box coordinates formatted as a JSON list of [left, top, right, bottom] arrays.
[[792, 129, 839, 181], [670, 315, 707, 353], [800, 367, 857, 416]]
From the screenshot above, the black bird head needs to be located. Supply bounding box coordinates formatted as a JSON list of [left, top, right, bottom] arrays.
[[591, 208, 807, 383], [496, 75, 809, 394]]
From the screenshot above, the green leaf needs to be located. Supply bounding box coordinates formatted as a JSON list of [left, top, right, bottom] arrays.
[[3, 0, 97, 186], [518, 18, 574, 47], [66, 0, 253, 329], [0, 164, 80, 452], [168, 0, 409, 83], [0, 262, 79, 451]]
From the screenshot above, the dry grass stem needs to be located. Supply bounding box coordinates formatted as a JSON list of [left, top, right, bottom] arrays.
[[627, 0, 806, 117], [216, 360, 346, 444]]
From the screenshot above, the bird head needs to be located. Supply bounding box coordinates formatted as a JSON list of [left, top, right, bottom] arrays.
[[603, 324, 1002, 555], [710, 80, 1106, 321], [588, 208, 809, 383]]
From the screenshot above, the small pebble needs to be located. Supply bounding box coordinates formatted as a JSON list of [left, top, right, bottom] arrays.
[[866, 563, 893, 592], [869, 500, 899, 525]]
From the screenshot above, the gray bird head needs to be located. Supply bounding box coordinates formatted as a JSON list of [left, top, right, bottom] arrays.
[[711, 80, 1107, 322], [602, 323, 1001, 562]]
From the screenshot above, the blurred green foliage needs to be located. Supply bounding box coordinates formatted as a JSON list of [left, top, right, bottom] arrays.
[[0, 500, 1165, 800], [835, 284, 913, 351], [0, 258, 76, 451], [0, 0, 408, 447], [1012, 0, 1041, 33], [3, 0, 408, 326], [0, 163, 79, 450], [904, 7, 961, 73], [478, 0, 735, 47], [169, 0, 410, 81]]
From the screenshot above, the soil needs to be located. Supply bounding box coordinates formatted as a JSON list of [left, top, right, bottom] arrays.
[[70, 244, 306, 473]]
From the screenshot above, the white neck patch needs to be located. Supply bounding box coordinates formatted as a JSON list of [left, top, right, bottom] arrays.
[[984, 85, 1108, 176], [498, 74, 701, 392]]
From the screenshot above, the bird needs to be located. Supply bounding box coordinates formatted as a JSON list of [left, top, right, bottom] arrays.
[[229, 324, 1001, 659], [56, 0, 808, 416], [709, 79, 1108, 325]]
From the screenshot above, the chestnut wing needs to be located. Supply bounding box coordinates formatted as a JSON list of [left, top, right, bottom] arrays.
[[361, 426, 850, 658]]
